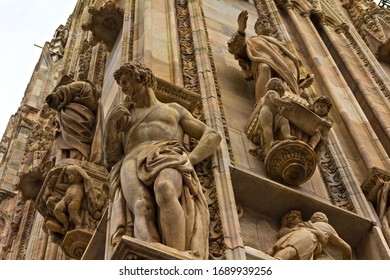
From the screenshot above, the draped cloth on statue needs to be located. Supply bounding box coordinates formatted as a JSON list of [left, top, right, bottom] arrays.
[[245, 35, 301, 95], [53, 81, 104, 164], [105, 140, 209, 259], [268, 222, 323, 260]]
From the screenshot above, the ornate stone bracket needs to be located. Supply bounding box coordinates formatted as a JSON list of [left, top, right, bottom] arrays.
[[246, 92, 332, 185], [82, 1, 124, 52]]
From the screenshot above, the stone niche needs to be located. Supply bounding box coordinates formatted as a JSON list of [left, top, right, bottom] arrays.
[[231, 165, 374, 260]]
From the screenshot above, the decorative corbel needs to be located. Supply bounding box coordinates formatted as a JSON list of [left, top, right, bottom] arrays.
[[82, 1, 124, 52]]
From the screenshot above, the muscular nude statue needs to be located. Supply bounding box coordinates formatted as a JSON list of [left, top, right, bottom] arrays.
[[104, 61, 221, 259]]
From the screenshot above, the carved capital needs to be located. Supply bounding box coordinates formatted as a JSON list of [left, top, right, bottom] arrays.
[[276, 0, 293, 11], [300, 11, 311, 18]]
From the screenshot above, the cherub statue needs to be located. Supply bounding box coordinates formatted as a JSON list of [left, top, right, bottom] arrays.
[[45, 165, 104, 234], [308, 96, 333, 158]]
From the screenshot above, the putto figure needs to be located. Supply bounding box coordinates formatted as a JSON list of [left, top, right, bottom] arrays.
[[104, 61, 221, 259], [258, 78, 296, 156]]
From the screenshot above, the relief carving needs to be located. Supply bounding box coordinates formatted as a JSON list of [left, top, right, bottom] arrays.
[[16, 104, 56, 201], [267, 210, 352, 260], [176, 0, 200, 93], [104, 61, 221, 259], [36, 161, 108, 259], [75, 40, 93, 82], [176, 1, 228, 258]]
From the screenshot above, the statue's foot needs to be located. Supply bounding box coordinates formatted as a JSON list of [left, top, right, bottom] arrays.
[[46, 220, 66, 234], [298, 74, 314, 89], [270, 140, 280, 147]]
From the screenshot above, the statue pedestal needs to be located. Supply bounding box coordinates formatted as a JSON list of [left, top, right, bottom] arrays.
[[265, 140, 317, 185], [111, 236, 202, 260], [62, 229, 93, 259]]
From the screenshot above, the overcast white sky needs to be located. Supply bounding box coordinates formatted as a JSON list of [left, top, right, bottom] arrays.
[[0, 0, 78, 137]]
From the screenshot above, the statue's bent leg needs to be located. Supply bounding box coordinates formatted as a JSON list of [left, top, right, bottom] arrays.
[[53, 200, 69, 231], [259, 108, 274, 155], [273, 246, 298, 260], [67, 191, 84, 229], [154, 168, 185, 251]]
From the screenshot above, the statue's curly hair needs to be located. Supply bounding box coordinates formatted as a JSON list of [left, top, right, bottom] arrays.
[[312, 95, 332, 111], [265, 77, 284, 91], [310, 212, 329, 223], [281, 210, 302, 227], [114, 61, 157, 90]]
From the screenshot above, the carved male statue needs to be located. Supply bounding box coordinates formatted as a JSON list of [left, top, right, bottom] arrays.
[[45, 77, 103, 164], [104, 61, 221, 259], [228, 10, 313, 103]]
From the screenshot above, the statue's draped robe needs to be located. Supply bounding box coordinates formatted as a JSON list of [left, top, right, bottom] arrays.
[[105, 138, 209, 259], [51, 81, 104, 164], [268, 222, 323, 260], [228, 32, 301, 95]]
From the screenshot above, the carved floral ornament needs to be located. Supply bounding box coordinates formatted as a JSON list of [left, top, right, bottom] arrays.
[[82, 1, 124, 52]]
